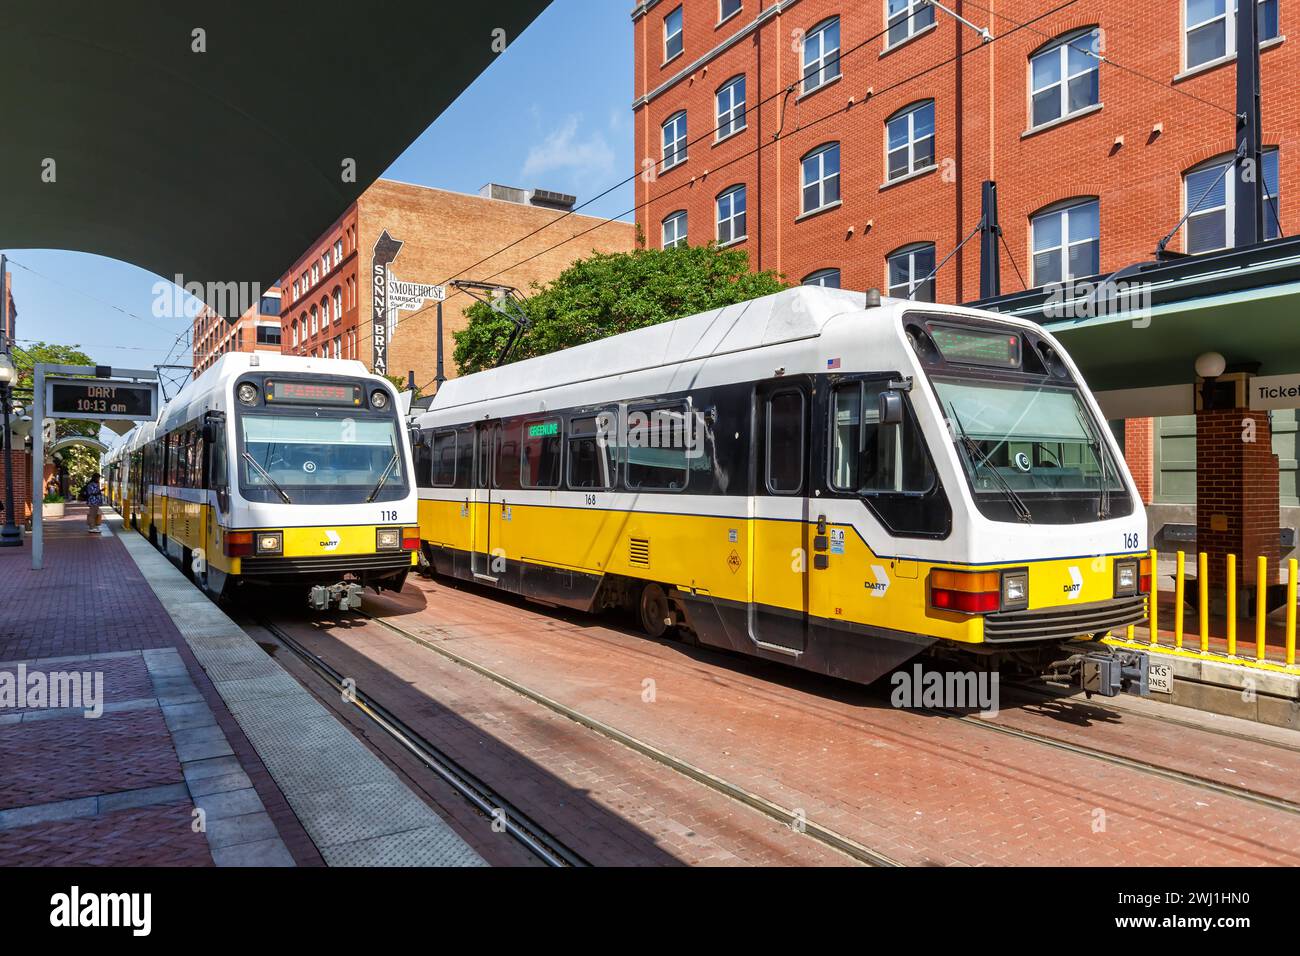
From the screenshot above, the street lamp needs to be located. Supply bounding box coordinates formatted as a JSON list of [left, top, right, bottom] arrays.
[[0, 351, 22, 547]]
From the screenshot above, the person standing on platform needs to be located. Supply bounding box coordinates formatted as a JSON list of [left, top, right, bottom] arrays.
[[84, 473, 104, 535]]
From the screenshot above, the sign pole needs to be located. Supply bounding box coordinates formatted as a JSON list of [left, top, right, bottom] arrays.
[[31, 364, 43, 570], [436, 299, 446, 388]]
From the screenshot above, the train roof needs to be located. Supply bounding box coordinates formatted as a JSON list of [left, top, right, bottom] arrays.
[[427, 285, 873, 413]]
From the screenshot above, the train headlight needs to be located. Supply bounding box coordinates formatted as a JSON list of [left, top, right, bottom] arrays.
[[370, 389, 389, 409], [1115, 559, 1139, 597], [237, 382, 259, 405], [376, 527, 401, 551], [1000, 569, 1029, 611], [256, 531, 283, 555]]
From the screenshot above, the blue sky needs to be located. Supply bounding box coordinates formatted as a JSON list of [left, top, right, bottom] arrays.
[[6, 0, 636, 371]]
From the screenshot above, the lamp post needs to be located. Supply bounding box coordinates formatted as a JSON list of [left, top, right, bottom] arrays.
[[0, 351, 21, 547]]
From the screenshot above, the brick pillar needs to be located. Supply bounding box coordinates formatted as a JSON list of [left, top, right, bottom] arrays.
[[1123, 417, 1154, 505], [1196, 403, 1280, 603], [0, 449, 31, 525]]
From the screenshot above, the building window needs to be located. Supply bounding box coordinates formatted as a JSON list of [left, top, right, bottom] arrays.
[[333, 239, 343, 266], [886, 0, 936, 48], [662, 210, 689, 249], [311, 264, 319, 285], [716, 75, 746, 139], [801, 142, 841, 214], [256, 325, 281, 346], [1184, 148, 1280, 252], [291, 279, 299, 300], [802, 268, 841, 288], [333, 287, 342, 322], [333, 336, 341, 360], [802, 17, 841, 94], [1032, 198, 1100, 285], [662, 111, 688, 171], [886, 101, 935, 181], [310, 306, 318, 336], [1186, 0, 1279, 69], [720, 0, 742, 21], [716, 185, 747, 245], [1030, 28, 1100, 128], [664, 6, 683, 61], [291, 320, 299, 347], [887, 243, 936, 300], [321, 253, 330, 275]]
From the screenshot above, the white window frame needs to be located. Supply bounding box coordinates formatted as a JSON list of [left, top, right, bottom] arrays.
[[1031, 199, 1100, 286], [886, 243, 936, 300], [719, 0, 742, 23], [333, 287, 342, 322], [321, 253, 330, 275], [333, 239, 343, 266], [1185, 0, 1280, 70], [885, 0, 936, 49], [802, 268, 841, 288], [885, 101, 936, 182], [1183, 148, 1280, 253], [311, 264, 319, 285], [716, 185, 747, 245], [664, 6, 684, 62], [1029, 28, 1101, 129], [801, 142, 841, 214], [662, 210, 688, 249], [662, 111, 688, 172], [716, 75, 747, 139], [802, 17, 841, 94], [291, 320, 299, 347]]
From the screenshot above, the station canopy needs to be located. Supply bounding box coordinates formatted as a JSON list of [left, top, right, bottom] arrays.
[[0, 1, 551, 316]]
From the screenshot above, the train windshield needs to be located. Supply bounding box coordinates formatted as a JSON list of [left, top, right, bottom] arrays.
[[236, 411, 408, 504], [932, 377, 1130, 524]]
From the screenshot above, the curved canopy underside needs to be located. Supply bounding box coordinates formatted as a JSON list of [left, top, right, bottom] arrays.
[[0, 1, 551, 315]]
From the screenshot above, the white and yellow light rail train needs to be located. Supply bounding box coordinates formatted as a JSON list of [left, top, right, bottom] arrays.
[[412, 286, 1153, 695], [105, 354, 418, 609]]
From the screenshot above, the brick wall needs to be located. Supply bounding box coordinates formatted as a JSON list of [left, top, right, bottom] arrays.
[[1196, 409, 1280, 586], [0, 449, 32, 525], [1124, 416, 1153, 504], [633, 0, 1300, 295]]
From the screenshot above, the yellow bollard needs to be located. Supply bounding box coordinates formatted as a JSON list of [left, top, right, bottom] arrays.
[[1174, 551, 1185, 649], [1226, 554, 1237, 657], [1148, 548, 1159, 645], [1198, 552, 1209, 653], [1288, 559, 1297, 667], [1257, 555, 1268, 662]]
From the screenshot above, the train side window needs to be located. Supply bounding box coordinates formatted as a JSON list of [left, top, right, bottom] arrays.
[[521, 419, 562, 489], [830, 381, 935, 494], [494, 422, 521, 490], [430, 430, 458, 487], [567, 414, 615, 489], [625, 402, 696, 492], [454, 426, 475, 489], [766, 390, 804, 494], [193, 431, 206, 490]]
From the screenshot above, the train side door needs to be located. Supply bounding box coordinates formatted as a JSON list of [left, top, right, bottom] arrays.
[[749, 381, 811, 654], [203, 412, 229, 573], [469, 421, 496, 581]]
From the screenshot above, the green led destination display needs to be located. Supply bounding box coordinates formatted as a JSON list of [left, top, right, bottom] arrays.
[[927, 324, 1021, 368], [527, 421, 559, 438]]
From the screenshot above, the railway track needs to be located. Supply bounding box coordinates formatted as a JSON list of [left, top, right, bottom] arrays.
[[351, 609, 904, 868], [255, 618, 588, 868]]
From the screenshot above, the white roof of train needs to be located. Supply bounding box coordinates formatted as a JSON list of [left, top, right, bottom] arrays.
[[427, 286, 874, 413]]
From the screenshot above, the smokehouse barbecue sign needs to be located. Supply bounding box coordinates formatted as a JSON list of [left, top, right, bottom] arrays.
[[370, 230, 446, 378]]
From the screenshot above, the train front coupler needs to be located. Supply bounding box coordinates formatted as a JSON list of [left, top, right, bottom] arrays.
[[1041, 644, 1151, 698], [307, 582, 365, 611]]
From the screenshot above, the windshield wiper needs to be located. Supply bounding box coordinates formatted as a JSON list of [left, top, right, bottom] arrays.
[[241, 451, 291, 504], [948, 405, 1033, 523], [1075, 409, 1111, 519], [365, 439, 400, 503]]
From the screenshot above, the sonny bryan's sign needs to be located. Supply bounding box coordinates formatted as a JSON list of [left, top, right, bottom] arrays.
[[370, 229, 445, 377], [388, 279, 445, 311], [1249, 373, 1300, 411]]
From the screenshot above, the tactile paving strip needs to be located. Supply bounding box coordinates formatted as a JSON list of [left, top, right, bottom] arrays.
[[116, 531, 484, 867]]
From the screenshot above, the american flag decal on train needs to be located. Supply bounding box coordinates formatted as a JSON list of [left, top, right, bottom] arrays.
[[826, 357, 841, 369]]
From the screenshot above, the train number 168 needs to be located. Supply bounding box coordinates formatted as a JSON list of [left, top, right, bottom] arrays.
[[1122, 532, 1141, 550]]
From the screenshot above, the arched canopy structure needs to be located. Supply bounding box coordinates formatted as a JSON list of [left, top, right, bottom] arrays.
[[49, 435, 110, 456], [0, 1, 551, 315]]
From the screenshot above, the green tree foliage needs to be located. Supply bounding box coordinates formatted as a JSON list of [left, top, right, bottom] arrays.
[[12, 341, 103, 488], [384, 374, 424, 402], [452, 244, 788, 375]]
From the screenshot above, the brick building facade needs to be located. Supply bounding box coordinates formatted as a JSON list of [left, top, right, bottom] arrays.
[[191, 287, 283, 375], [278, 180, 637, 392]]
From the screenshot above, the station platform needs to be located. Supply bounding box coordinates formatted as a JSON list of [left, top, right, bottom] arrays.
[[0, 505, 483, 866]]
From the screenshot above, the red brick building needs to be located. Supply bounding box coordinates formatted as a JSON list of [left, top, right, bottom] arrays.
[[633, 0, 1299, 567], [191, 287, 283, 375]]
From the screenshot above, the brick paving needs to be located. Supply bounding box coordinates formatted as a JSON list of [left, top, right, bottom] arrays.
[[271, 612, 848, 866], [0, 507, 321, 866], [357, 577, 1300, 866]]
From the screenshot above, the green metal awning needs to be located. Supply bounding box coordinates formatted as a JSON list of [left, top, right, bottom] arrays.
[[973, 237, 1300, 392], [0, 1, 551, 315]]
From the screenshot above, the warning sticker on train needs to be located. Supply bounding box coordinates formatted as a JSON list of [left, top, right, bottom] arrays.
[[727, 550, 741, 573]]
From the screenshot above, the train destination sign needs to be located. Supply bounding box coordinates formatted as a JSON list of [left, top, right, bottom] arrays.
[[45, 378, 158, 422], [265, 380, 363, 406]]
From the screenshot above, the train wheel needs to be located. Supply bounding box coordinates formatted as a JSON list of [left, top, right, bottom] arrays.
[[638, 583, 674, 639]]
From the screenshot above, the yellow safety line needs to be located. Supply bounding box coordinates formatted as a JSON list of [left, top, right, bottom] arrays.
[[1148, 547, 1159, 645], [1257, 555, 1268, 662], [1174, 550, 1185, 649], [1198, 551, 1209, 653], [1226, 553, 1236, 658]]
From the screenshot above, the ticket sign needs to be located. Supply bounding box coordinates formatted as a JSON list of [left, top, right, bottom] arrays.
[[1249, 373, 1300, 411], [46, 378, 157, 422]]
